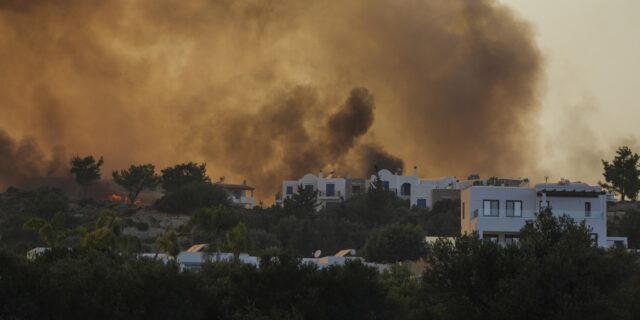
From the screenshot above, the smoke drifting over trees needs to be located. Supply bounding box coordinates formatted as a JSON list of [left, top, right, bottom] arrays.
[[0, 0, 542, 199]]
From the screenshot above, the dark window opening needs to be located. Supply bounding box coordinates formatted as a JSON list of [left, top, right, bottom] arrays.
[[585, 202, 591, 217], [326, 183, 335, 197], [400, 183, 411, 196], [462, 202, 466, 219]]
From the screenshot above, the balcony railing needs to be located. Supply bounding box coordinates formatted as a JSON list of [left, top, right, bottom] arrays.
[[472, 209, 603, 219], [318, 190, 342, 198]]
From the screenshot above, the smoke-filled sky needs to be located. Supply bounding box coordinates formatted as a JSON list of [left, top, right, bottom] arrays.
[[503, 0, 640, 184], [0, 0, 637, 200]]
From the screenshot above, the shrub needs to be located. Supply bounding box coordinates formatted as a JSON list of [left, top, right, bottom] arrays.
[[135, 222, 149, 232]]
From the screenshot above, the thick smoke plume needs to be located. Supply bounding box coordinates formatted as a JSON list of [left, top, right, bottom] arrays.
[[0, 0, 542, 200], [0, 129, 68, 187]]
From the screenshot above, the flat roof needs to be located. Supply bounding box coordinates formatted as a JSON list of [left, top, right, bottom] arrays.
[[214, 182, 255, 191]]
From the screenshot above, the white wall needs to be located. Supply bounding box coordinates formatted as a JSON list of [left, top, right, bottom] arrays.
[[373, 169, 457, 208], [463, 185, 609, 247]]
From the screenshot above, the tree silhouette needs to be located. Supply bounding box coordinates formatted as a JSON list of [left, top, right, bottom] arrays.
[[69, 155, 104, 198], [112, 164, 160, 204], [600, 146, 640, 201]]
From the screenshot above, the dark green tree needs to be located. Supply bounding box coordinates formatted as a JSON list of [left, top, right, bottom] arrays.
[[112, 164, 160, 204], [422, 209, 640, 320], [155, 162, 229, 213], [422, 199, 460, 237], [160, 162, 209, 193], [283, 185, 318, 217], [600, 146, 640, 201], [609, 209, 640, 248], [190, 206, 240, 246], [69, 155, 104, 198], [21, 187, 69, 218], [156, 229, 180, 258], [155, 182, 230, 213], [81, 210, 122, 250], [361, 223, 426, 263], [22, 212, 77, 248], [224, 222, 251, 258]]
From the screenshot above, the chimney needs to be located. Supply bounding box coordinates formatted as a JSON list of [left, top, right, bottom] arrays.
[[219, 176, 225, 183], [242, 179, 247, 185], [319, 170, 324, 179], [412, 166, 418, 177]]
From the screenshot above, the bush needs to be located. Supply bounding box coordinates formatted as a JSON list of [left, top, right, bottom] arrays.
[[135, 222, 149, 232], [361, 224, 426, 263], [22, 187, 69, 218]]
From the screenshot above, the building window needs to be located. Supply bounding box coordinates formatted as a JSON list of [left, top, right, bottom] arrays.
[[304, 184, 314, 192], [590, 233, 598, 246], [400, 183, 411, 196], [233, 190, 242, 199], [351, 185, 361, 194], [506, 200, 522, 217], [417, 198, 427, 208], [585, 202, 591, 217], [326, 183, 335, 197], [286, 186, 293, 195], [462, 202, 466, 219], [505, 234, 520, 245], [483, 233, 499, 242], [383, 181, 390, 191], [483, 200, 499, 216]]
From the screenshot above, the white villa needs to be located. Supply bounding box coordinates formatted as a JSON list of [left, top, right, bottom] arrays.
[[460, 180, 627, 247], [373, 167, 458, 208], [214, 177, 255, 208], [277, 167, 459, 209], [278, 170, 349, 210]]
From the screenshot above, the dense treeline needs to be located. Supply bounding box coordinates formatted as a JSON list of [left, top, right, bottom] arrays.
[[2, 150, 640, 318], [1, 211, 639, 320], [188, 183, 459, 261], [0, 163, 461, 261]]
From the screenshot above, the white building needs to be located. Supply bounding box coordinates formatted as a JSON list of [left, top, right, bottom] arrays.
[[214, 178, 255, 208], [301, 249, 391, 272], [278, 171, 349, 210], [460, 181, 624, 247], [277, 167, 459, 210], [372, 167, 458, 208]]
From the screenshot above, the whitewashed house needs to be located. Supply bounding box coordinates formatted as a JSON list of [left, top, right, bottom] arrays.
[[460, 181, 624, 247], [214, 178, 255, 208], [372, 167, 458, 208], [278, 171, 348, 210], [277, 167, 459, 210]]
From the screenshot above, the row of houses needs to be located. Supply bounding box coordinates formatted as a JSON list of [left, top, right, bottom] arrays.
[[146, 246, 390, 272], [276, 167, 479, 209], [273, 168, 626, 248]]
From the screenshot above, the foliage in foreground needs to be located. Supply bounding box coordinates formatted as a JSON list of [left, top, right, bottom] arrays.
[[2, 211, 640, 320]]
